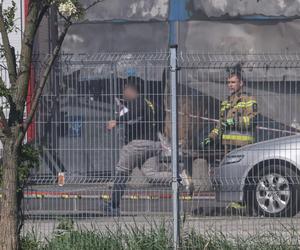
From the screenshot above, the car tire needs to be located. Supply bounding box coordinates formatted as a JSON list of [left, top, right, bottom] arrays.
[[245, 163, 300, 217]]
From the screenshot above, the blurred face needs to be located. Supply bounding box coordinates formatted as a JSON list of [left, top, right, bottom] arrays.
[[123, 85, 138, 100], [227, 75, 243, 94]]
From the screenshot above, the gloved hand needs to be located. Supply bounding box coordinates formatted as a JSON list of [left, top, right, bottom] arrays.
[[222, 118, 235, 128], [200, 137, 211, 149]]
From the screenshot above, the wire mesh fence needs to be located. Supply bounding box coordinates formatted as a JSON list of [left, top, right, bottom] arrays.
[[20, 50, 300, 248]]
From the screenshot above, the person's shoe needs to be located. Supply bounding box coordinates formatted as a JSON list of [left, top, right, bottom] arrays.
[[99, 200, 120, 217], [179, 169, 194, 196]]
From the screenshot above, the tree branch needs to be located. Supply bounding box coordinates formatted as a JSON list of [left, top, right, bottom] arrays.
[[12, 3, 49, 125], [0, 3, 17, 84], [16, 0, 104, 146], [57, 0, 104, 23], [83, 0, 104, 12], [17, 19, 72, 147]]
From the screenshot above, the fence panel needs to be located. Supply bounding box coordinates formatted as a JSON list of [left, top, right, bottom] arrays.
[[177, 52, 300, 246], [21, 51, 300, 248]]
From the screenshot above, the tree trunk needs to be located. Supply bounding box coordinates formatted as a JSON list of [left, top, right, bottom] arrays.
[[0, 139, 19, 250]]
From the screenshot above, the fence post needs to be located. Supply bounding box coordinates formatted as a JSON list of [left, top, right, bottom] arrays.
[[170, 45, 180, 249]]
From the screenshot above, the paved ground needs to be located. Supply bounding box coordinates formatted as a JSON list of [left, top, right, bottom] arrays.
[[22, 184, 300, 242], [22, 168, 300, 241]]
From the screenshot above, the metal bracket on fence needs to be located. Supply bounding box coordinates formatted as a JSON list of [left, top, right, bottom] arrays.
[[170, 44, 180, 250]]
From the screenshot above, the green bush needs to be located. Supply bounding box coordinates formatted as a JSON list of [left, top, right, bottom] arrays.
[[44, 222, 171, 250], [20, 221, 300, 250], [20, 232, 41, 250]]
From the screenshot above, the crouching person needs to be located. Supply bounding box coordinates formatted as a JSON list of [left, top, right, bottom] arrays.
[[99, 77, 162, 216]]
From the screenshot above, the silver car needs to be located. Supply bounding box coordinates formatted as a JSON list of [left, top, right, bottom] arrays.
[[213, 135, 300, 217]]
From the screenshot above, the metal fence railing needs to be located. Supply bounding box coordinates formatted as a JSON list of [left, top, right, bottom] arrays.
[[22, 50, 300, 248]]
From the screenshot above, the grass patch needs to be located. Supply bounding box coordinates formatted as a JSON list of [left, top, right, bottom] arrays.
[[21, 220, 300, 250]]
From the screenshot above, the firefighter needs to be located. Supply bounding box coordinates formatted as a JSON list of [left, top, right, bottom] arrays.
[[202, 67, 258, 151]]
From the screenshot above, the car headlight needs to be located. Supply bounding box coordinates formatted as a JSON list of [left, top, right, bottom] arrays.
[[224, 154, 244, 164]]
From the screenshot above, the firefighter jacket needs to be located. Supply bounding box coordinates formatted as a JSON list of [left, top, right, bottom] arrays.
[[209, 91, 258, 146]]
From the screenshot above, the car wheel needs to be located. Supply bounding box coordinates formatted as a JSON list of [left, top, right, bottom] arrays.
[[245, 163, 300, 217]]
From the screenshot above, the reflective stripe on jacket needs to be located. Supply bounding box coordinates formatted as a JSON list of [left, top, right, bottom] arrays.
[[222, 134, 254, 143]]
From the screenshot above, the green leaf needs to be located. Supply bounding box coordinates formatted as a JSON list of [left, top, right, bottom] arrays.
[[3, 1, 17, 33]]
